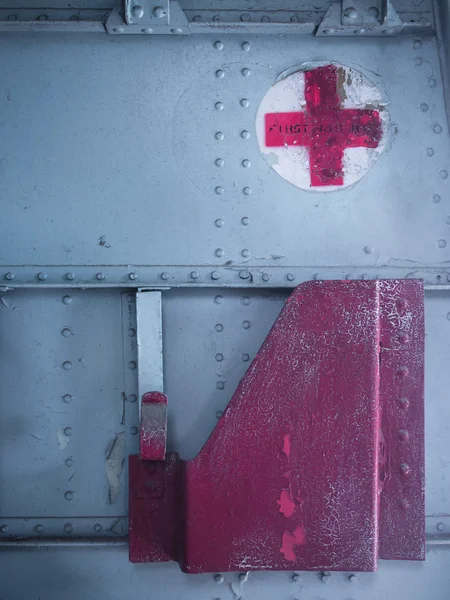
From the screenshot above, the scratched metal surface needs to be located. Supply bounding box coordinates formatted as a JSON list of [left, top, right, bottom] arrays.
[[0, 32, 448, 287]]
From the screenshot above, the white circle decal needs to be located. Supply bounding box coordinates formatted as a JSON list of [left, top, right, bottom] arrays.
[[256, 63, 389, 192]]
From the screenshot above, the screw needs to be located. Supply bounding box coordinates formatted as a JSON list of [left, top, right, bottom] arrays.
[[37, 272, 47, 281], [96, 272, 105, 280], [239, 270, 250, 280], [66, 272, 75, 281], [35, 524, 44, 533], [129, 272, 137, 280], [64, 523, 73, 533], [0, 525, 9, 534], [5, 272, 14, 280]]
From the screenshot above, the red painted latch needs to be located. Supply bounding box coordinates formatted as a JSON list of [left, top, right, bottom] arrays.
[[129, 280, 425, 572]]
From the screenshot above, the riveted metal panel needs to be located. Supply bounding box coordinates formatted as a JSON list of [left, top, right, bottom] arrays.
[[0, 33, 448, 287]]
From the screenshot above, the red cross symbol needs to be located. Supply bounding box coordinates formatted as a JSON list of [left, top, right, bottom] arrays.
[[265, 65, 383, 187]]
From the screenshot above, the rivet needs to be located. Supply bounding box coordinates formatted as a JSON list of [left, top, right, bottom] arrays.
[[215, 248, 224, 257], [349, 574, 357, 583], [241, 68, 251, 77], [241, 216, 250, 225], [240, 13, 251, 21], [63, 394, 72, 403], [63, 295, 72, 305], [161, 272, 169, 280], [215, 324, 224, 332], [426, 148, 434, 156], [215, 158, 224, 167], [212, 15, 221, 22], [113, 27, 124, 33], [128, 326, 136, 338], [398, 429, 410, 441], [214, 574, 224, 583], [429, 78, 437, 88], [214, 40, 223, 50], [215, 295, 224, 304], [215, 353, 224, 362], [344, 7, 358, 18], [128, 360, 137, 370], [241, 41, 250, 51], [382, 28, 394, 34], [171, 28, 183, 34], [37, 272, 47, 281], [241, 249, 250, 258], [446, 216, 450, 225], [438, 239, 447, 248], [211, 271, 220, 280], [141, 27, 153, 33], [131, 426, 138, 435], [64, 491, 73, 501], [64, 523, 73, 533], [152, 6, 166, 18], [368, 6, 379, 17], [215, 186, 224, 195], [8, 14, 18, 20], [240, 98, 250, 108], [437, 522, 445, 531], [216, 381, 225, 390], [61, 328, 71, 337], [261, 15, 271, 22], [215, 101, 224, 111], [216, 410, 224, 418], [190, 271, 199, 279], [400, 463, 411, 476], [94, 524, 102, 532], [420, 103, 429, 112], [132, 5, 144, 18], [398, 396, 410, 409], [321, 572, 331, 582], [322, 28, 335, 34], [414, 57, 423, 66], [242, 159, 251, 168], [433, 124, 442, 134], [364, 245, 373, 254], [243, 187, 252, 195], [35, 524, 44, 533], [354, 28, 366, 34], [129, 394, 137, 403], [215, 218, 224, 227], [216, 69, 225, 79], [397, 366, 409, 377], [192, 15, 201, 22], [239, 270, 250, 279], [129, 272, 137, 280], [0, 525, 9, 534], [290, 14, 300, 22], [440, 170, 448, 179], [242, 353, 250, 362], [241, 130, 250, 139], [242, 320, 251, 329], [5, 272, 14, 280], [292, 573, 300, 582], [65, 458, 73, 467], [286, 273, 295, 282], [66, 272, 75, 280], [262, 272, 270, 282], [62, 361, 72, 371], [433, 193, 441, 203], [413, 39, 422, 49], [96, 272, 105, 281], [127, 294, 135, 302], [241, 296, 251, 306], [64, 427, 72, 436], [215, 131, 224, 141]]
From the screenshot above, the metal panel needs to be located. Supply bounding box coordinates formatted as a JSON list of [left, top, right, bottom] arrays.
[[136, 291, 163, 412], [0, 34, 448, 287]]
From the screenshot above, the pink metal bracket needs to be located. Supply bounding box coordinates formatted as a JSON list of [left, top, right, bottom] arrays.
[[129, 280, 425, 572]]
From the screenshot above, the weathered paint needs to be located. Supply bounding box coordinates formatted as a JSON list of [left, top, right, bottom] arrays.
[[129, 280, 424, 572], [139, 392, 168, 462]]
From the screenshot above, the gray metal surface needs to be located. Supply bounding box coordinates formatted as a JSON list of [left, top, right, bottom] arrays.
[[136, 291, 162, 413], [0, 32, 448, 287]]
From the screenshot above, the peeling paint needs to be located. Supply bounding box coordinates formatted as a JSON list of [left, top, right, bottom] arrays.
[[281, 526, 306, 562]]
